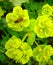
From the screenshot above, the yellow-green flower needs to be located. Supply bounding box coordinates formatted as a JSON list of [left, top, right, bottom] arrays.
[[5, 48, 23, 59], [33, 45, 53, 63], [17, 42, 32, 64], [42, 4, 53, 16], [6, 6, 30, 31], [34, 15, 53, 38], [5, 36, 22, 50], [5, 36, 32, 64]]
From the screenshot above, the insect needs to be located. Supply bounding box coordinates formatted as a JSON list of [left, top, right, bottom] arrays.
[[15, 17, 23, 23]]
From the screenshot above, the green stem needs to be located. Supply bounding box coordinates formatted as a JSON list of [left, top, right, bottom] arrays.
[[35, 41, 39, 46], [22, 33, 28, 42], [3, 30, 8, 35]]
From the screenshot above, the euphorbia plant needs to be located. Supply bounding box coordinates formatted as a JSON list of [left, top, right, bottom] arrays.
[[4, 3, 53, 65]]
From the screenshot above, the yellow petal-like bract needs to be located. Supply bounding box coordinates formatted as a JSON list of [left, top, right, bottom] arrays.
[[6, 6, 30, 31], [5, 36, 32, 64], [34, 4, 53, 38]]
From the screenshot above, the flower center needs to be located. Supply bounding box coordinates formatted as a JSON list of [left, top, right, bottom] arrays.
[[15, 17, 23, 23]]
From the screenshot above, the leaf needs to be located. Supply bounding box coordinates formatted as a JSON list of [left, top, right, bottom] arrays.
[[29, 19, 36, 31], [3, 1, 13, 12], [47, 0, 53, 5], [9, 0, 28, 6], [0, 0, 4, 1], [0, 54, 6, 62], [1, 35, 9, 46], [7, 28, 26, 38], [0, 46, 5, 53], [0, 18, 6, 30], [23, 1, 45, 18], [27, 32, 35, 45], [28, 10, 38, 19]]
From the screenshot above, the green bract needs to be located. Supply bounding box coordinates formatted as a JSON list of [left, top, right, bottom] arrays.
[[5, 36, 32, 64], [34, 15, 53, 38], [6, 6, 30, 31], [42, 4, 53, 16], [5, 48, 22, 59], [34, 4, 53, 38], [19, 42, 33, 64], [5, 36, 22, 50], [33, 45, 53, 63]]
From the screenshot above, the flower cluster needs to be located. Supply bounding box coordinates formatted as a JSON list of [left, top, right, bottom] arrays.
[[34, 4, 53, 38], [33, 45, 53, 63], [6, 6, 30, 31], [5, 36, 32, 64], [5, 4, 53, 65]]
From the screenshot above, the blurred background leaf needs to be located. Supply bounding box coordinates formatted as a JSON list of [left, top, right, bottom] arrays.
[[0, 18, 6, 30], [9, 0, 29, 6]]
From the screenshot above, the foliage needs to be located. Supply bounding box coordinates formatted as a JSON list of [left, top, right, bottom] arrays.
[[0, 0, 53, 65], [9, 0, 29, 6]]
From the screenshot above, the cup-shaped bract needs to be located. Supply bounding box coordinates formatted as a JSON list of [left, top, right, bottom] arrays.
[[19, 42, 33, 64], [34, 15, 53, 38], [42, 4, 53, 16], [6, 6, 30, 31], [5, 48, 23, 59], [5, 36, 22, 50], [33, 45, 53, 63], [5, 36, 32, 64]]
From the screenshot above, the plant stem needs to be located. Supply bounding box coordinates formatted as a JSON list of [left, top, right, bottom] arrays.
[[35, 41, 39, 46], [22, 33, 28, 42], [3, 30, 8, 35]]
